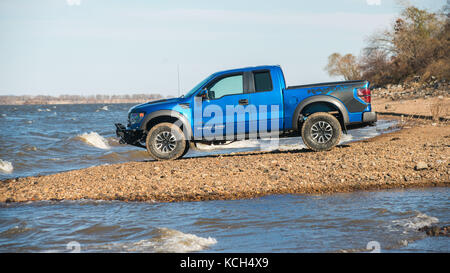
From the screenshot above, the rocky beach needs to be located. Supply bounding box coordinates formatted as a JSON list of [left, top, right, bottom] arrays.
[[372, 81, 450, 120]]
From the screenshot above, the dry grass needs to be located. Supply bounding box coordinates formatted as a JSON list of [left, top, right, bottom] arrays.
[[429, 98, 447, 122]]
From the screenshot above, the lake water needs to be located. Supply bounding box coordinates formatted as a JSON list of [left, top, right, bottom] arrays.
[[0, 103, 447, 253], [0, 188, 448, 253]]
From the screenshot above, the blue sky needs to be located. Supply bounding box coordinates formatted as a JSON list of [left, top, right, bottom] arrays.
[[0, 0, 446, 96]]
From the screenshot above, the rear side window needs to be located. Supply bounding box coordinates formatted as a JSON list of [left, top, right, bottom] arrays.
[[253, 71, 273, 92]]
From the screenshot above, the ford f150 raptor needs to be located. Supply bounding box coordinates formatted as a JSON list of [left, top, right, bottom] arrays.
[[115, 65, 376, 160]]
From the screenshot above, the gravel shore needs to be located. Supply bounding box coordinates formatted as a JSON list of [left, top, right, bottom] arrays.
[[1, 117, 448, 203]]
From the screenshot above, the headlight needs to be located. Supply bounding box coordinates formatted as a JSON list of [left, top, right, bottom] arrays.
[[129, 112, 145, 124]]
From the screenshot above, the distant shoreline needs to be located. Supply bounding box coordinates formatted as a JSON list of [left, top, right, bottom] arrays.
[[0, 94, 171, 105], [0, 100, 160, 106]]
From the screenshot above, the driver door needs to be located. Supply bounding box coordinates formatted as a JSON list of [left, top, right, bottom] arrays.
[[199, 73, 249, 140]]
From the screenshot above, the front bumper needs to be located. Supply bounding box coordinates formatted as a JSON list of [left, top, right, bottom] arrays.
[[115, 123, 145, 148], [362, 111, 377, 123]]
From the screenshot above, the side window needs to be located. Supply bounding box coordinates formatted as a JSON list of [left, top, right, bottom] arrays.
[[253, 71, 273, 92], [209, 74, 243, 99]]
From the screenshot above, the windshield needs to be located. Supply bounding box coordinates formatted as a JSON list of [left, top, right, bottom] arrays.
[[182, 74, 215, 98]]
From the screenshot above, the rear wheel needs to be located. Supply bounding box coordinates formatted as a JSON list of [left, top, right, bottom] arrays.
[[146, 122, 188, 160], [301, 112, 342, 151]]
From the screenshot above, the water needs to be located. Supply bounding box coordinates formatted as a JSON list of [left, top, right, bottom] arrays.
[[0, 188, 448, 253], [1, 103, 447, 253], [0, 103, 397, 179]]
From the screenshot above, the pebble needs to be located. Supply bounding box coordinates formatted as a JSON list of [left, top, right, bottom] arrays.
[[414, 161, 428, 170]]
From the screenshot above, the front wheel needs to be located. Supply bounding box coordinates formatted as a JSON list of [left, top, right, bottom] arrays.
[[301, 112, 342, 151], [146, 122, 188, 160]]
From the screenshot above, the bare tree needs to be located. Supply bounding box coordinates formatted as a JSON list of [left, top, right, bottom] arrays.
[[324, 53, 362, 81]]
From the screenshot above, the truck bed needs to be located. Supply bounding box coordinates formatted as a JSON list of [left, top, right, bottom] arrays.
[[286, 80, 366, 90], [282, 79, 370, 129]]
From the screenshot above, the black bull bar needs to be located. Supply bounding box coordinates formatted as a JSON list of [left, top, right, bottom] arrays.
[[115, 123, 145, 148]]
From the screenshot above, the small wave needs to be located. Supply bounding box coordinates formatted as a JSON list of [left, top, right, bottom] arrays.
[[99, 228, 217, 253], [148, 228, 217, 253], [0, 159, 13, 174], [96, 106, 109, 112], [77, 132, 111, 150], [391, 212, 439, 231]]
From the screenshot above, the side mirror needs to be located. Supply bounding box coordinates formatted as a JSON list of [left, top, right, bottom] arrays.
[[208, 90, 215, 100]]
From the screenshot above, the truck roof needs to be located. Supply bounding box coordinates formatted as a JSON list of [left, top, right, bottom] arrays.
[[214, 65, 281, 75], [211, 65, 366, 89]]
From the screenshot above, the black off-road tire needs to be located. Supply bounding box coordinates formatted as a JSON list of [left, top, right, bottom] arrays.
[[301, 112, 342, 151], [180, 141, 190, 158], [146, 122, 188, 160]]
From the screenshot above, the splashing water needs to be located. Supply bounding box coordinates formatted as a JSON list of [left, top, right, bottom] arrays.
[[0, 159, 13, 174], [391, 212, 439, 231], [99, 228, 217, 253], [77, 132, 111, 150]]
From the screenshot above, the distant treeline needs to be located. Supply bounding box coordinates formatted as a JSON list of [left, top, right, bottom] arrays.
[[0, 93, 171, 105]]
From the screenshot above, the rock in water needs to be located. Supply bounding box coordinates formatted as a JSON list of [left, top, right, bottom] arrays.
[[418, 225, 449, 236]]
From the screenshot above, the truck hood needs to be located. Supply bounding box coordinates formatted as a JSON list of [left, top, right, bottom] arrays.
[[128, 97, 183, 113]]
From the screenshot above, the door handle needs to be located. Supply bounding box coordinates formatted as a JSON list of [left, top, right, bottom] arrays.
[[238, 99, 248, 105]]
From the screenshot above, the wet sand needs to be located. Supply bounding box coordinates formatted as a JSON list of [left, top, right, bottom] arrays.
[[1, 116, 448, 203]]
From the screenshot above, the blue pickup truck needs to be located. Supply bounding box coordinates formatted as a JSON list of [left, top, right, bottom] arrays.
[[116, 65, 376, 160]]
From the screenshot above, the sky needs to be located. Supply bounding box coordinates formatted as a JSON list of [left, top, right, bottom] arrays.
[[0, 0, 446, 97]]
